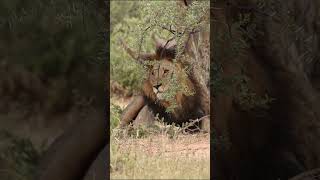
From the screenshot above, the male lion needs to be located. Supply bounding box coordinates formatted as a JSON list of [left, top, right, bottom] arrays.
[[119, 34, 209, 130]]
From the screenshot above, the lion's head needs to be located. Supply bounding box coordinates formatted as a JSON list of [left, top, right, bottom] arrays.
[[143, 59, 195, 109], [120, 34, 197, 119]]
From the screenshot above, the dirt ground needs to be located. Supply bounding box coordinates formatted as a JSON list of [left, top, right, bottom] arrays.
[[118, 133, 210, 157], [111, 133, 210, 179], [110, 95, 210, 179]]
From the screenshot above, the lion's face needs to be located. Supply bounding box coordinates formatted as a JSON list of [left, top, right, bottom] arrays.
[[148, 59, 176, 100]]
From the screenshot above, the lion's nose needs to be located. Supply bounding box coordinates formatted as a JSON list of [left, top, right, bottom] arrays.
[[153, 84, 162, 90]]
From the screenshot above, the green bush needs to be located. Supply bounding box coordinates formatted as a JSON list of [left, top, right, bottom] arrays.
[[110, 103, 122, 131], [0, 0, 105, 112], [0, 130, 44, 180], [110, 0, 209, 98]]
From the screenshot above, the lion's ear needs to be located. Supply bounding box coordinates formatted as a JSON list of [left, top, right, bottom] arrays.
[[119, 38, 157, 63]]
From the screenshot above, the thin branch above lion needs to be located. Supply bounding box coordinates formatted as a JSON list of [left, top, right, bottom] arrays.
[[118, 34, 209, 131]]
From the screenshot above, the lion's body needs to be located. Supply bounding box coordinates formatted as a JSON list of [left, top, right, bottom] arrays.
[[120, 31, 209, 130], [120, 59, 205, 127], [119, 32, 209, 130]]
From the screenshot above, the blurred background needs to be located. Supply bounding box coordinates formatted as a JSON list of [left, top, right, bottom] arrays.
[[0, 0, 105, 179]]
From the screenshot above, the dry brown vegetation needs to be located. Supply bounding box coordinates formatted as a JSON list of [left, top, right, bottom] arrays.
[[110, 95, 210, 179], [110, 127, 210, 179]]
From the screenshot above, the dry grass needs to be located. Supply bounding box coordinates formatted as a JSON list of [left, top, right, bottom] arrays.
[[110, 127, 210, 179], [110, 95, 210, 179]]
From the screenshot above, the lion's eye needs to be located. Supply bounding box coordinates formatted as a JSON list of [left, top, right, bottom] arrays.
[[164, 69, 169, 74], [151, 72, 154, 75]]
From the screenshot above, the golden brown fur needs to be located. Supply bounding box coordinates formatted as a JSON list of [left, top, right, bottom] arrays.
[[119, 35, 206, 127]]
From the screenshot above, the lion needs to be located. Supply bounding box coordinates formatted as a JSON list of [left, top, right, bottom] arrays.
[[118, 34, 209, 130]]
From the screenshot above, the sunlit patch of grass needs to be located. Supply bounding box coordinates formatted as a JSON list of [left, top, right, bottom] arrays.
[[110, 118, 210, 179]]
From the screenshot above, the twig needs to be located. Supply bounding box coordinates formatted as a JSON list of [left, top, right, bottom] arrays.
[[180, 115, 210, 133]]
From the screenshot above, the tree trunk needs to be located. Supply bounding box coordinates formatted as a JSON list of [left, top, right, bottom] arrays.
[[178, 0, 210, 117]]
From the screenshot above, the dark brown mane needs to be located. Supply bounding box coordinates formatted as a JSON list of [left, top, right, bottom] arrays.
[[155, 46, 176, 60], [119, 34, 178, 62]]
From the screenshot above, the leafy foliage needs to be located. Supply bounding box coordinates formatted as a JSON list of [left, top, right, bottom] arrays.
[[110, 1, 209, 112], [0, 0, 105, 112], [0, 0, 104, 77], [235, 76, 275, 111], [0, 0, 105, 179], [110, 103, 122, 131], [0, 130, 44, 180], [212, 2, 275, 111], [110, 2, 146, 93]]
